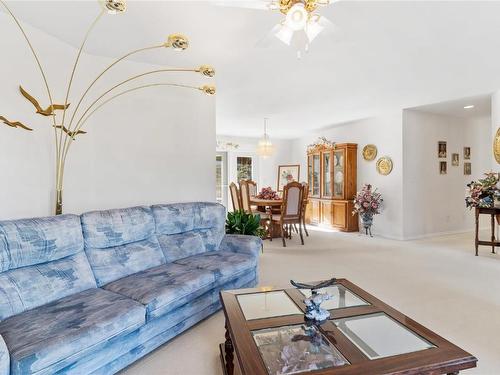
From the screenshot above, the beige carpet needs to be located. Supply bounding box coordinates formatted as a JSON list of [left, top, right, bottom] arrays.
[[122, 228, 500, 375]]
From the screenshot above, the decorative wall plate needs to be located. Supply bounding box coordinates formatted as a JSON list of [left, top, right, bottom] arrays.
[[376, 156, 393, 176], [362, 144, 377, 161], [494, 128, 500, 164]]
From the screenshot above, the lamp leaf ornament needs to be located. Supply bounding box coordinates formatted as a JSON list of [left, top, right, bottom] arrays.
[[0, 0, 216, 215]]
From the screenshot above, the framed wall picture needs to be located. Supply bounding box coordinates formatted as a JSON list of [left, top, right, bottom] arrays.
[[439, 161, 447, 175], [452, 153, 459, 166], [464, 147, 471, 160], [464, 162, 471, 175], [438, 141, 447, 158], [277, 165, 300, 191]]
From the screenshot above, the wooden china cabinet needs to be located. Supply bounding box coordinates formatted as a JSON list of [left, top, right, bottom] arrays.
[[306, 143, 358, 232]]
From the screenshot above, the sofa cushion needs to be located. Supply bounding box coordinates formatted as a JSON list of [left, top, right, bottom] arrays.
[[152, 202, 226, 252], [0, 335, 8, 375], [173, 251, 257, 286], [0, 214, 84, 272], [81, 206, 166, 286], [81, 206, 156, 249], [157, 231, 206, 263], [84, 236, 165, 286], [0, 251, 97, 321], [103, 263, 215, 320], [0, 288, 145, 375]]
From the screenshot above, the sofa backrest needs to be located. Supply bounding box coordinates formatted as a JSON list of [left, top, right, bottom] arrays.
[[152, 202, 225, 262], [0, 214, 96, 320], [81, 206, 166, 286]]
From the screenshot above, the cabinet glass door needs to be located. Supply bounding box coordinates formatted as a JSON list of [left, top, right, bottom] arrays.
[[313, 154, 320, 196], [333, 150, 344, 199], [322, 152, 332, 198], [308, 155, 313, 195]]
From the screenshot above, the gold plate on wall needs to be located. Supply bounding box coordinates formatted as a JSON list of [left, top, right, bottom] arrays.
[[376, 156, 393, 175], [494, 128, 500, 164], [362, 144, 377, 161]]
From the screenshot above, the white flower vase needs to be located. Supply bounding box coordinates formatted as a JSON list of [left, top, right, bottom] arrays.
[[361, 212, 374, 237]]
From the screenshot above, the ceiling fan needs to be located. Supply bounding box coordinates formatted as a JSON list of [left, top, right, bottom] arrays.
[[215, 0, 337, 57]]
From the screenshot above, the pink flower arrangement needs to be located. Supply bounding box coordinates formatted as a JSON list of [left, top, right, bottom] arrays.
[[257, 187, 281, 200], [353, 184, 383, 215]]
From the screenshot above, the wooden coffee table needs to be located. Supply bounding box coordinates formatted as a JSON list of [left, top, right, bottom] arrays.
[[219, 279, 477, 375]]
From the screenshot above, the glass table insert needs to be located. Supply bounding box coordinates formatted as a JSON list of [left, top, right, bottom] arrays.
[[333, 312, 435, 360], [252, 324, 349, 375], [299, 284, 369, 310], [237, 290, 303, 320]]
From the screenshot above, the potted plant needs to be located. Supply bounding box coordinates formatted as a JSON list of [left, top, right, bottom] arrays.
[[353, 184, 383, 236], [226, 210, 266, 238]]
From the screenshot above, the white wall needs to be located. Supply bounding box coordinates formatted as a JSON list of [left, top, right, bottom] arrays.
[[402, 110, 491, 239], [0, 13, 215, 219], [216, 135, 295, 190], [291, 112, 405, 239], [491, 91, 500, 170]]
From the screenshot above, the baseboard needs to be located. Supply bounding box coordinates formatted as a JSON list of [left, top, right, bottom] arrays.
[[402, 226, 490, 241]]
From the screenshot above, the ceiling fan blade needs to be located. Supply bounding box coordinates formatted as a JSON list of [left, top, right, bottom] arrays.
[[211, 0, 278, 10]]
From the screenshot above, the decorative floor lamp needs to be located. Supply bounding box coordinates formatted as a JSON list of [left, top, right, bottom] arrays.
[[0, 0, 216, 214]]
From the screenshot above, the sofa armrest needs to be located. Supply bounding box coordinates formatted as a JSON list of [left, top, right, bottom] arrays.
[[219, 234, 262, 258], [0, 334, 9, 375]]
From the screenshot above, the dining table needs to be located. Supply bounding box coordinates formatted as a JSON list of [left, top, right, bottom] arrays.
[[250, 197, 283, 239]]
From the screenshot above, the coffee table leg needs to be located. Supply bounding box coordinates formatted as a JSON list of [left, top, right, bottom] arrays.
[[224, 321, 234, 375]]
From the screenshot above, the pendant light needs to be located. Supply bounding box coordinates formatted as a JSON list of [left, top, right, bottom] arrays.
[[256, 118, 275, 158]]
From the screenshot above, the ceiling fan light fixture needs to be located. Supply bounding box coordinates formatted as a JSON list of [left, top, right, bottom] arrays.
[[285, 3, 308, 31], [275, 23, 294, 46], [256, 118, 275, 158], [305, 16, 324, 42]]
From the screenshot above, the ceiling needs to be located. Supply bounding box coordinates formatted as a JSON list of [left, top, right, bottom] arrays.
[[3, 1, 500, 138], [409, 93, 492, 119]]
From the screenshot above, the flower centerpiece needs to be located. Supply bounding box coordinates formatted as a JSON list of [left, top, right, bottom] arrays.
[[257, 187, 281, 200], [465, 172, 500, 209], [353, 184, 383, 236]]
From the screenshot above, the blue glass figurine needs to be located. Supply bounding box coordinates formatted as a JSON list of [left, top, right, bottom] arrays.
[[290, 278, 337, 323]]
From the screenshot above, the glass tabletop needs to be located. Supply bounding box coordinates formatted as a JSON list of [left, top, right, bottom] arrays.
[[237, 291, 302, 320], [332, 312, 435, 360], [252, 324, 349, 375], [299, 285, 369, 310]]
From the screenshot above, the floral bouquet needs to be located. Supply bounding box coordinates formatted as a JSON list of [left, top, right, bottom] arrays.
[[257, 187, 281, 200], [465, 172, 500, 209], [353, 184, 383, 216]]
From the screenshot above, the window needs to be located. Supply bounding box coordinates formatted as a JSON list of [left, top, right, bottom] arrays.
[[216, 155, 223, 204], [237, 157, 253, 181]]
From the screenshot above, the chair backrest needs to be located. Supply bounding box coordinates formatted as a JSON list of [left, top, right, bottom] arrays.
[[229, 182, 241, 212], [246, 180, 258, 197], [301, 182, 310, 210], [281, 181, 304, 219], [239, 180, 252, 214]]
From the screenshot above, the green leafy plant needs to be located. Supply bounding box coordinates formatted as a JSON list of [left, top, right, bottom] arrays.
[[226, 210, 266, 238]]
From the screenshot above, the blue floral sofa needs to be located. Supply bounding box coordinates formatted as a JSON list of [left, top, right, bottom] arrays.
[[0, 202, 261, 375]]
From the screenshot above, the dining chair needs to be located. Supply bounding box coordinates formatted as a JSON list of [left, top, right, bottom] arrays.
[[229, 182, 241, 212], [269, 181, 304, 247], [301, 182, 310, 237], [240, 180, 269, 218], [246, 180, 258, 198]]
